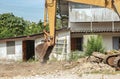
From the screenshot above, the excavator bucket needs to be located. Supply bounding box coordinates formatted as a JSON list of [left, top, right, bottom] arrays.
[[114, 56, 120, 70], [105, 54, 120, 70], [105, 55, 117, 67], [36, 42, 54, 63]]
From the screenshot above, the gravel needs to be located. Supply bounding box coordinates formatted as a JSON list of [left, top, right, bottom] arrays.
[[1, 73, 120, 79]]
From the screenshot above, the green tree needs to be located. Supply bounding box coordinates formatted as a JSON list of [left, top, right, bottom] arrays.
[[37, 20, 44, 32], [56, 18, 62, 29], [24, 20, 45, 35], [24, 21, 43, 35], [0, 13, 26, 38], [0, 13, 44, 38]]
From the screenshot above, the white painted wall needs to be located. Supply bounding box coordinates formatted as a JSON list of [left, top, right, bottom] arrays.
[[69, 3, 120, 22], [6, 41, 22, 61], [0, 43, 7, 60], [54, 31, 71, 60], [102, 35, 113, 51], [101, 33, 120, 51], [15, 41, 22, 60], [0, 41, 22, 61], [71, 33, 120, 52]]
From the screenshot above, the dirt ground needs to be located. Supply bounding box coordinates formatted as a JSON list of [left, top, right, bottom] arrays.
[[0, 61, 66, 77], [0, 58, 120, 79]]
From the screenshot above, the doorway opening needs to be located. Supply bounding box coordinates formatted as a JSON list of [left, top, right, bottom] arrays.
[[22, 40, 35, 61], [71, 37, 83, 51]]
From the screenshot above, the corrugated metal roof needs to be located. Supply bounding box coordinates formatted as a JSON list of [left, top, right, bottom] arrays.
[[71, 31, 120, 34], [70, 21, 120, 33]]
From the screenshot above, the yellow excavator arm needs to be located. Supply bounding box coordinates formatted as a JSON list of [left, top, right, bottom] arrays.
[[46, 0, 120, 46], [36, 0, 120, 63]]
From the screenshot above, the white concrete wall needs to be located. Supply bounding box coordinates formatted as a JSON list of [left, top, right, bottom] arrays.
[[54, 31, 71, 60], [15, 41, 22, 60], [0, 41, 23, 61], [6, 41, 22, 61], [71, 33, 120, 52], [102, 35, 113, 51], [0, 43, 7, 59], [101, 33, 120, 51], [69, 3, 120, 22]]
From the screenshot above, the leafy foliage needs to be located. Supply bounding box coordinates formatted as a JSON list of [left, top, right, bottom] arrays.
[[0, 13, 26, 38], [0, 13, 44, 38], [84, 36, 105, 56], [0, 12, 65, 39], [69, 51, 85, 61], [24, 21, 43, 35], [56, 18, 62, 29]]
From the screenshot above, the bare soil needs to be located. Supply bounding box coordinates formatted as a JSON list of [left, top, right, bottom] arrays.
[[0, 61, 65, 77], [0, 58, 120, 79]]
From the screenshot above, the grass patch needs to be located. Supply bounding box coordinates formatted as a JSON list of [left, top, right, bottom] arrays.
[[69, 51, 85, 61]]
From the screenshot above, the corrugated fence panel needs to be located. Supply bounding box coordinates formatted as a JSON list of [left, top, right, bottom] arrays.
[[70, 8, 120, 22], [92, 22, 112, 32], [114, 22, 120, 31], [70, 22, 91, 32], [70, 22, 115, 32]]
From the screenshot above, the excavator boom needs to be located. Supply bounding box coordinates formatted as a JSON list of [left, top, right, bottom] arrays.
[[36, 0, 120, 63]]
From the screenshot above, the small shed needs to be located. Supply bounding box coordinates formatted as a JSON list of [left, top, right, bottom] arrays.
[[0, 27, 70, 61], [0, 34, 42, 61]]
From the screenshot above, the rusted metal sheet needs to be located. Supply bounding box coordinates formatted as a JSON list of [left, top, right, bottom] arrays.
[[71, 38, 76, 51], [22, 41, 27, 61], [70, 8, 120, 22]]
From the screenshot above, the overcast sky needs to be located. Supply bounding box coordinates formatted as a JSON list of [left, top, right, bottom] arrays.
[[0, 0, 45, 23]]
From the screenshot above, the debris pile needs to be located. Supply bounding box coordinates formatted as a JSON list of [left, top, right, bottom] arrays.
[[62, 51, 120, 75], [62, 55, 116, 75], [70, 62, 115, 75], [91, 51, 120, 70]]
